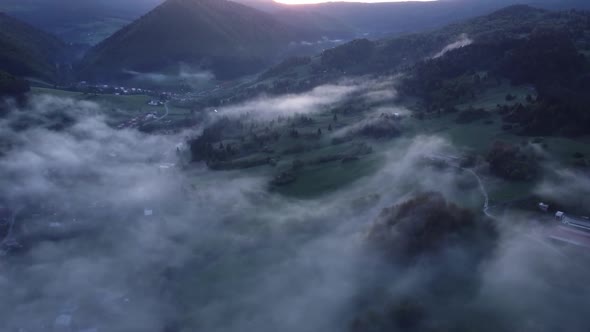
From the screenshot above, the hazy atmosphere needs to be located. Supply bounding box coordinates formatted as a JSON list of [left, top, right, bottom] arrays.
[[1, 0, 590, 331], [275, 0, 436, 3]]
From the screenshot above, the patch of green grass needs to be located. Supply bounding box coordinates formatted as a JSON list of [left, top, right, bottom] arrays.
[[275, 154, 384, 198], [540, 137, 590, 161], [486, 177, 536, 203]]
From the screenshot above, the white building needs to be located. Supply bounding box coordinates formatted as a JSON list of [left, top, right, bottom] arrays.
[[538, 202, 549, 212]]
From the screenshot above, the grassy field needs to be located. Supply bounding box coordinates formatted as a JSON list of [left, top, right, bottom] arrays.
[[204, 91, 590, 202], [31, 85, 590, 205], [406, 110, 590, 163], [31, 87, 192, 121], [274, 153, 384, 199]]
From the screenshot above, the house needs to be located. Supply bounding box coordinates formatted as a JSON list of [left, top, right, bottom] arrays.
[[148, 100, 164, 106], [538, 202, 549, 212]]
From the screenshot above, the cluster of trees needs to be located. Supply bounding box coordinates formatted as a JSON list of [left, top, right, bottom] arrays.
[[401, 38, 516, 109], [316, 27, 462, 75], [188, 118, 234, 162], [353, 192, 497, 332], [486, 141, 539, 181], [189, 116, 284, 162], [402, 24, 590, 136], [313, 5, 590, 78], [495, 82, 590, 136], [496, 29, 590, 136], [189, 112, 340, 169], [368, 192, 496, 258], [513, 86, 589, 136], [498, 29, 586, 86]]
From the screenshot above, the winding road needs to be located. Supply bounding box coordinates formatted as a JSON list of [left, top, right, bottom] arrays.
[[429, 154, 493, 218], [465, 168, 492, 218]]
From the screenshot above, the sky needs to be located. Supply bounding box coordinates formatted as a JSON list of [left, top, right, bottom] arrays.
[[275, 0, 435, 4]]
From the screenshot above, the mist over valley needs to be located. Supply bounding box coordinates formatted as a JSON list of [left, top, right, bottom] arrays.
[[1, 1, 590, 331]]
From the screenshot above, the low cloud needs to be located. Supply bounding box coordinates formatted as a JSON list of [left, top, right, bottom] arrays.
[[215, 76, 399, 123], [536, 168, 590, 212], [123, 63, 215, 88], [1, 89, 589, 332], [432, 33, 474, 59], [216, 81, 359, 119]]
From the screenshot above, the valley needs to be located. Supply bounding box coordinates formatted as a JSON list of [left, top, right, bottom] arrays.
[[1, 1, 590, 332]]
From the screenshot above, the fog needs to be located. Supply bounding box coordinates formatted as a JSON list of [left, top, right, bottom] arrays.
[[215, 80, 360, 119], [123, 65, 215, 89], [432, 33, 473, 59], [215, 76, 399, 122], [1, 87, 590, 332], [536, 168, 590, 213]]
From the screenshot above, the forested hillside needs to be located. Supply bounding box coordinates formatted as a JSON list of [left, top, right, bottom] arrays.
[[0, 13, 67, 82]]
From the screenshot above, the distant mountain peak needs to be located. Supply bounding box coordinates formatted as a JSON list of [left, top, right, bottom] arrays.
[[79, 0, 304, 81]]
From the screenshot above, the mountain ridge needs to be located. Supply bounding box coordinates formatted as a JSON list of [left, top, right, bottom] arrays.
[[0, 13, 67, 83], [78, 0, 312, 81]]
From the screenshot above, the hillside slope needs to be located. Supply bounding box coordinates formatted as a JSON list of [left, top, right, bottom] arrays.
[[264, 5, 589, 78], [0, 0, 165, 44], [79, 0, 309, 81], [222, 5, 590, 136], [240, 0, 590, 37], [0, 13, 67, 82]]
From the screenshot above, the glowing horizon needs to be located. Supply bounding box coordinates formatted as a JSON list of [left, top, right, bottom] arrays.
[[275, 0, 436, 4]]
